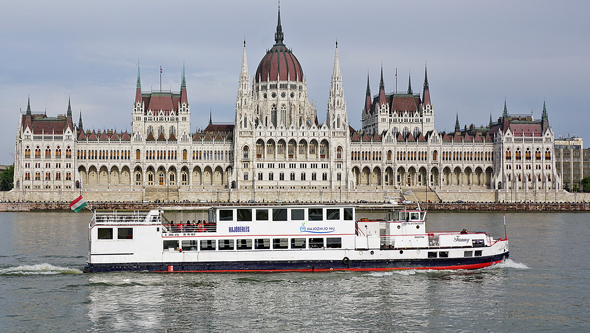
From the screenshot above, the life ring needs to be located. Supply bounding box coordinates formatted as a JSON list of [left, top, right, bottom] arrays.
[[342, 257, 350, 266]]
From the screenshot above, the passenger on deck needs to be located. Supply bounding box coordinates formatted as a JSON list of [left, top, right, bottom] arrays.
[[460, 229, 468, 234], [197, 220, 206, 232]]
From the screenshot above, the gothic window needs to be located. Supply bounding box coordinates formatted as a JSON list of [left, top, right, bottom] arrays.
[[35, 172, 40, 180], [45, 146, 51, 158], [158, 126, 165, 137], [515, 149, 521, 160], [535, 149, 541, 160], [258, 173, 263, 181], [279, 172, 284, 181], [183, 149, 187, 160], [25, 146, 31, 158], [525, 148, 531, 160], [169, 126, 176, 137], [147, 126, 154, 135], [300, 173, 306, 181], [545, 149, 551, 160], [271, 104, 277, 127], [56, 146, 62, 158], [281, 104, 286, 126], [290, 172, 295, 181], [56, 172, 61, 180], [413, 127, 420, 138], [402, 127, 409, 138], [337, 116, 340, 129], [25, 172, 30, 180], [243, 146, 249, 159], [506, 148, 511, 160], [337, 147, 343, 159], [66, 172, 71, 180], [256, 140, 264, 159], [269, 172, 274, 181], [337, 173, 341, 181], [322, 173, 327, 181], [244, 172, 248, 181], [159, 172, 164, 186], [432, 150, 438, 161], [311, 173, 317, 181], [45, 172, 51, 180]]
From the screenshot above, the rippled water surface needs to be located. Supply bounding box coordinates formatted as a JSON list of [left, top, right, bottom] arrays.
[[0, 211, 588, 332]]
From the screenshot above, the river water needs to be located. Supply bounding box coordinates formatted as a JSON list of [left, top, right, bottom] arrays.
[[0, 210, 588, 332]]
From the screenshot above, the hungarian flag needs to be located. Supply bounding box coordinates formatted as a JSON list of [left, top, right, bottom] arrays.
[[70, 195, 87, 213], [160, 66, 162, 73]]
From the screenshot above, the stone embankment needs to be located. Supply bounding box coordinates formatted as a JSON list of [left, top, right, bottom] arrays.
[[2, 201, 590, 212]]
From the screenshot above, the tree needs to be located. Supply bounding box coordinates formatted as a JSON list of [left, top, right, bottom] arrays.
[[582, 177, 590, 193], [0, 165, 14, 191]]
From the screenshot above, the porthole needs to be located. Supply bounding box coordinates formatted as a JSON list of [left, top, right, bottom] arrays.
[[416, 225, 420, 229], [399, 250, 404, 254], [397, 225, 401, 229]]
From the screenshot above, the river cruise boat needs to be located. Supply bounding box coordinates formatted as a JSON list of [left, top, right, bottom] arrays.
[[83, 205, 509, 273]]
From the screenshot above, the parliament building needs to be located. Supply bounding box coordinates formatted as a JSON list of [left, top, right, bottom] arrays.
[[11, 10, 563, 203]]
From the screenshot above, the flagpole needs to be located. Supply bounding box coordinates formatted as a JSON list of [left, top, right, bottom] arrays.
[[160, 66, 162, 92]]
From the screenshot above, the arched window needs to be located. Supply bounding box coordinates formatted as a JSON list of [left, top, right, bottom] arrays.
[[337, 146, 343, 159], [45, 146, 51, 158], [183, 149, 187, 160], [505, 148, 511, 160], [432, 150, 438, 161]]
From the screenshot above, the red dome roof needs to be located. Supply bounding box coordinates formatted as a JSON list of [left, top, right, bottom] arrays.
[[254, 8, 303, 83], [255, 45, 303, 83]]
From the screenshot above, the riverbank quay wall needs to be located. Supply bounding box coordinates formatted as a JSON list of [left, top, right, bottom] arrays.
[[4, 201, 590, 212]]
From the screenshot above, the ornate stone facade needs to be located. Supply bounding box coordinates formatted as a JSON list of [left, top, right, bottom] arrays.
[[11, 10, 563, 203]]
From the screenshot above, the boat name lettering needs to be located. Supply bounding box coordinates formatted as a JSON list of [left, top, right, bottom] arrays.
[[453, 236, 470, 243], [229, 226, 251, 233], [299, 222, 335, 234]]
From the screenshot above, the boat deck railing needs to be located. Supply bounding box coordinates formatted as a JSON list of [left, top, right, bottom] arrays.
[[162, 223, 217, 234], [91, 211, 159, 228]]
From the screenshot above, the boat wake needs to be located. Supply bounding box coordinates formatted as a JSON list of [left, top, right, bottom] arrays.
[[490, 259, 529, 269], [0, 263, 82, 275]]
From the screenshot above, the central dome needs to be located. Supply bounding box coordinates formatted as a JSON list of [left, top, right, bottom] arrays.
[[254, 9, 303, 83]]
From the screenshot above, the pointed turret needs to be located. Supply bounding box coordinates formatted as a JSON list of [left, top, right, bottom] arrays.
[[78, 112, 83, 131], [67, 97, 72, 117], [209, 110, 212, 126], [26, 97, 31, 116], [407, 72, 412, 95], [135, 65, 142, 103], [364, 73, 372, 114], [502, 99, 509, 119], [274, 4, 284, 46], [180, 62, 188, 104], [422, 65, 431, 105], [455, 113, 460, 133], [326, 41, 347, 129], [378, 65, 386, 105], [489, 113, 493, 127]]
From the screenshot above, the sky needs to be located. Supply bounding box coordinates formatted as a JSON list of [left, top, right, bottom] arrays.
[[1, 0, 589, 165]]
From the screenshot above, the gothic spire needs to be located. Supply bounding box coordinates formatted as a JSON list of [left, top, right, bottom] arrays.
[[136, 64, 141, 89], [407, 72, 413, 95], [274, 3, 284, 46], [422, 65, 431, 105], [489, 113, 493, 127], [327, 41, 346, 128], [67, 97, 72, 117], [135, 64, 142, 103], [78, 112, 83, 130], [26, 96, 31, 116], [378, 65, 386, 105], [209, 110, 212, 125], [503, 99, 509, 119], [455, 113, 460, 133], [364, 73, 372, 114], [181, 62, 186, 89]]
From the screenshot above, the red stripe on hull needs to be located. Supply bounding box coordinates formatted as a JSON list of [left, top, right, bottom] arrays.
[[153, 259, 504, 273]]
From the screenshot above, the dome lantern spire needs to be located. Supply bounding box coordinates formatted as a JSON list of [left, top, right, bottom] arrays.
[[274, 2, 284, 46]]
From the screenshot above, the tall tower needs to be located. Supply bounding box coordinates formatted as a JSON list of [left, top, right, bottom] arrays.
[[235, 41, 252, 130], [326, 42, 348, 130]]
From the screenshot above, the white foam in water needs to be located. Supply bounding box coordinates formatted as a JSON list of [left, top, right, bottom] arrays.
[[491, 259, 529, 269], [0, 263, 82, 275]]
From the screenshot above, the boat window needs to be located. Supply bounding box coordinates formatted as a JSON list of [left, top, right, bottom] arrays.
[[255, 238, 271, 249], [273, 238, 288, 249], [439, 251, 449, 258], [117, 228, 133, 239], [182, 240, 198, 251], [219, 209, 233, 221], [344, 208, 353, 220], [272, 209, 287, 221], [237, 239, 252, 250], [163, 240, 179, 251], [399, 212, 409, 221], [428, 252, 437, 258], [326, 237, 341, 248], [237, 209, 252, 221], [200, 239, 216, 251], [410, 212, 420, 220], [472, 239, 484, 247], [291, 238, 306, 249], [309, 238, 324, 248], [256, 209, 269, 221], [309, 208, 323, 221], [291, 209, 305, 220], [464, 251, 473, 257], [327, 209, 340, 220], [474, 250, 482, 257], [219, 239, 235, 250], [98, 228, 113, 239]]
